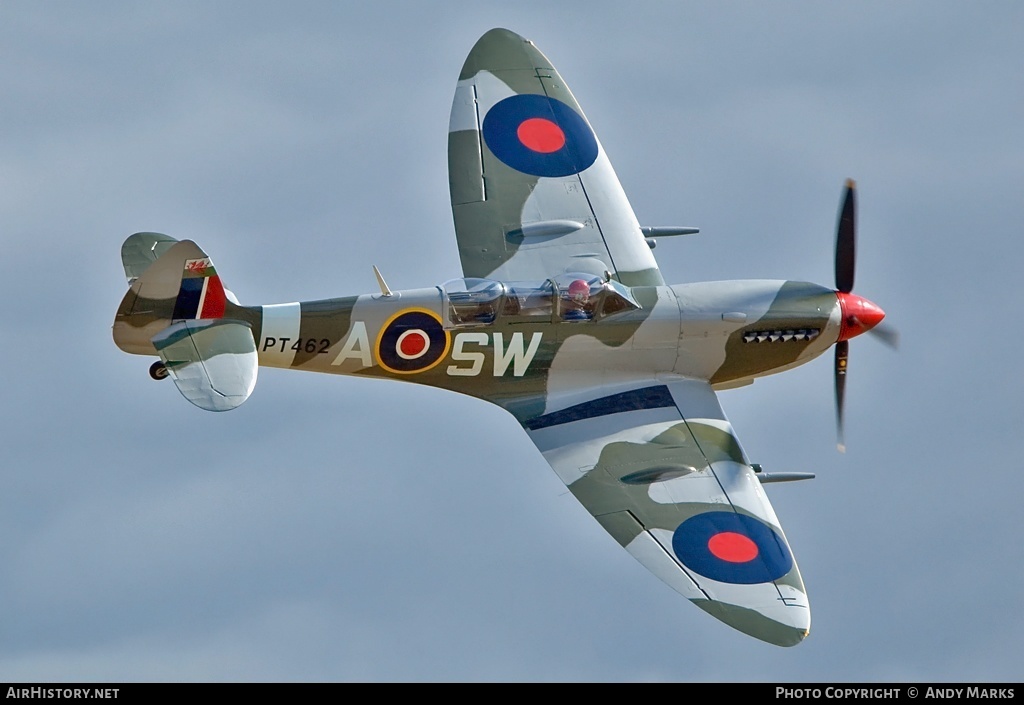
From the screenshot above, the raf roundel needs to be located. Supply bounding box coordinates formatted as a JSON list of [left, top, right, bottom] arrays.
[[671, 511, 793, 585], [376, 309, 451, 374], [482, 94, 599, 178]]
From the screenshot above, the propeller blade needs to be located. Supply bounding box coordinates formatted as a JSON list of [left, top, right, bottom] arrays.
[[834, 340, 849, 453], [835, 179, 856, 294], [867, 321, 900, 349]]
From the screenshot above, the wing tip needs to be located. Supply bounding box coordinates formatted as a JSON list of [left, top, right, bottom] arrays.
[[693, 598, 811, 647], [459, 27, 551, 81]]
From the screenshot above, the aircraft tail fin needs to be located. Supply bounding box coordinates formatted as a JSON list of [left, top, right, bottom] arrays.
[[113, 233, 258, 412]]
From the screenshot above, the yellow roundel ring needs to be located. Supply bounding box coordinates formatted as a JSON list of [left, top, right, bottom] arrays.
[[375, 308, 451, 375]]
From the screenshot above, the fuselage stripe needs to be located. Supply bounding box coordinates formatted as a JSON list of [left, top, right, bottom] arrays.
[[259, 302, 302, 368]]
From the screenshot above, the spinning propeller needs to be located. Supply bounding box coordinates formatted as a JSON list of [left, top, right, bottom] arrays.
[[832, 179, 896, 452]]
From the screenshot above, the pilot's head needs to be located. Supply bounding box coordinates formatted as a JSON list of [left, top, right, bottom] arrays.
[[568, 279, 590, 303]]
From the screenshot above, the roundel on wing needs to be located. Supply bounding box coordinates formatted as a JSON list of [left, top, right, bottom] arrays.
[[481, 94, 599, 178], [671, 511, 793, 585], [376, 309, 450, 374]]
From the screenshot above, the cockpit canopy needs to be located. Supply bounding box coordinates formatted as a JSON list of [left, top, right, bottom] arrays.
[[442, 274, 640, 328]]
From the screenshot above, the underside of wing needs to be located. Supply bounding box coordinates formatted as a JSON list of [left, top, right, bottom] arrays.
[[520, 378, 810, 646], [448, 28, 662, 287]]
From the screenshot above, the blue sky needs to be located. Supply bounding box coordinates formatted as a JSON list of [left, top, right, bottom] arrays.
[[2, 1, 1022, 681]]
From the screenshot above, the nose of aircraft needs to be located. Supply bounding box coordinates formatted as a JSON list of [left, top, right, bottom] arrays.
[[837, 292, 885, 341]]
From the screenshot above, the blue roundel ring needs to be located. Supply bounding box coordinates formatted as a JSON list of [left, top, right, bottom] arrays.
[[671, 511, 793, 585], [376, 309, 451, 375], [482, 94, 599, 178]]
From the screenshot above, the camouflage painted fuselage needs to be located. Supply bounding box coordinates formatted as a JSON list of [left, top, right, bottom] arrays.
[[118, 277, 839, 420], [245, 280, 837, 412]]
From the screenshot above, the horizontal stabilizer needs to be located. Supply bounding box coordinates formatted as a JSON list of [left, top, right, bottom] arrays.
[[152, 319, 258, 412]]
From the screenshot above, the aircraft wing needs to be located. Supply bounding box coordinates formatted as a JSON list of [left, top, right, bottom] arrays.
[[522, 378, 810, 646], [448, 28, 663, 287]]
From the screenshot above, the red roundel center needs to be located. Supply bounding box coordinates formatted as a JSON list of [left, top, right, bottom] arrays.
[[517, 118, 566, 153], [707, 532, 759, 563], [397, 330, 428, 359]]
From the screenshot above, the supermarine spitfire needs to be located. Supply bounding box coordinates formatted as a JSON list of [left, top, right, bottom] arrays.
[[112, 29, 892, 646]]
